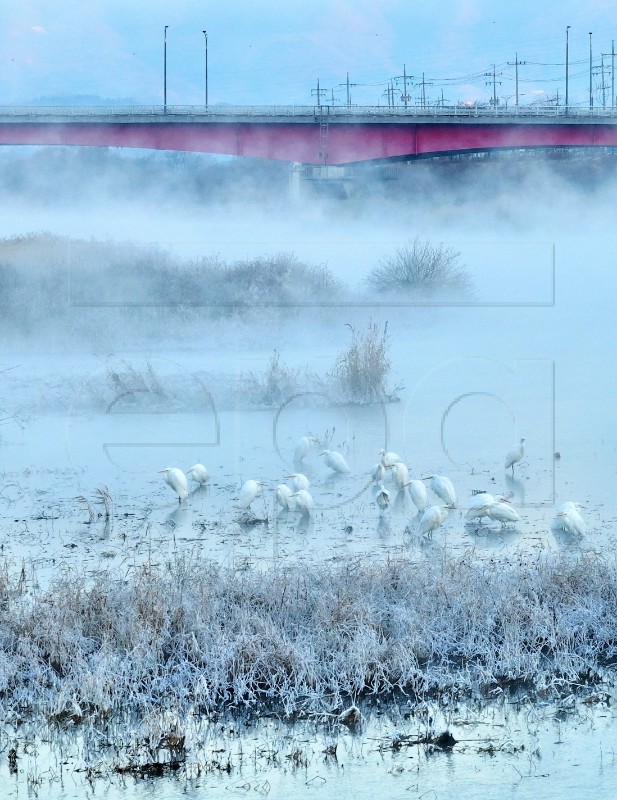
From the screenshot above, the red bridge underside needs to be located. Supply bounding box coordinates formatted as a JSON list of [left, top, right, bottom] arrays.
[[1, 121, 616, 165]]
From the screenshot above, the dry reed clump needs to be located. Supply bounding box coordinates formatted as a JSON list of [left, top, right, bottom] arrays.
[[330, 321, 396, 404], [0, 552, 616, 727], [365, 237, 472, 296]]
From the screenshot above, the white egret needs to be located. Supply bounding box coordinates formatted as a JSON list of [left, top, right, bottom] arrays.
[[372, 482, 390, 513], [379, 448, 402, 467], [291, 488, 314, 516], [552, 501, 586, 536], [294, 436, 319, 462], [320, 449, 350, 474], [158, 467, 188, 503], [505, 437, 525, 474], [424, 475, 456, 505], [419, 505, 452, 537], [371, 462, 386, 483], [185, 463, 209, 485], [405, 479, 428, 513], [238, 480, 265, 509], [486, 500, 520, 528], [275, 484, 295, 511], [389, 461, 410, 491], [285, 472, 310, 492], [466, 492, 495, 522]]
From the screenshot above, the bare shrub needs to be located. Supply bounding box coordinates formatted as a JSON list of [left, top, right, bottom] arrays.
[[365, 238, 471, 295], [245, 349, 302, 406], [330, 321, 395, 404], [213, 252, 343, 311]]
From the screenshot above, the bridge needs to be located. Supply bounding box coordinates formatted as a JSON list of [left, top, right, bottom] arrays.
[[1, 105, 617, 165]]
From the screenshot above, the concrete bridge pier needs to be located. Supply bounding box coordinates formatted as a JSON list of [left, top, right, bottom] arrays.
[[288, 162, 356, 199]]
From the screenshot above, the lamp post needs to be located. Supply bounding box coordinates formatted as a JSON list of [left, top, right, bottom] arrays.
[[590, 32, 593, 109], [202, 30, 208, 108], [164, 25, 169, 113], [565, 26, 570, 111]]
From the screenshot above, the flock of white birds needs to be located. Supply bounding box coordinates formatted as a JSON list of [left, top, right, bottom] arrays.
[[159, 434, 586, 538]]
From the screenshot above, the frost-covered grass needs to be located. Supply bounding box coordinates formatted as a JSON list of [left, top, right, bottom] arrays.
[[330, 321, 395, 404], [1, 551, 616, 727]]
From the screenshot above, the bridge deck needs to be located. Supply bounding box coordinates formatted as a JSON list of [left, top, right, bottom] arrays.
[[0, 106, 616, 165]]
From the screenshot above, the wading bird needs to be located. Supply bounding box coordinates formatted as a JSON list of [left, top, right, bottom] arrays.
[[405, 479, 428, 513], [275, 483, 295, 511], [285, 472, 310, 492], [373, 482, 390, 513], [424, 475, 456, 505], [238, 479, 265, 509], [294, 436, 319, 462], [379, 448, 402, 468], [485, 499, 520, 529], [389, 461, 410, 491], [320, 449, 350, 474], [185, 463, 209, 485], [552, 501, 586, 536], [371, 462, 386, 483], [466, 492, 495, 523], [505, 437, 525, 474], [291, 488, 314, 516], [419, 504, 453, 537], [159, 467, 189, 503]]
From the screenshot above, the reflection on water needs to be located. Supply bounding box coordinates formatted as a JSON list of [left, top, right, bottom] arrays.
[[3, 694, 617, 799]]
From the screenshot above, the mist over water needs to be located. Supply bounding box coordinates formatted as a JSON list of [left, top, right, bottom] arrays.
[[1, 146, 617, 797]]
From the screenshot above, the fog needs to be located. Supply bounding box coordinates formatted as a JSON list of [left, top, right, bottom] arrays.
[[1, 144, 617, 794]]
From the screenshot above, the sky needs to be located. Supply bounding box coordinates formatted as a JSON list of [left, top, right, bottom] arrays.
[[2, 1, 617, 108]]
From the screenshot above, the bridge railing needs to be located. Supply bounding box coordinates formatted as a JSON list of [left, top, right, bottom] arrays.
[[1, 104, 617, 119]]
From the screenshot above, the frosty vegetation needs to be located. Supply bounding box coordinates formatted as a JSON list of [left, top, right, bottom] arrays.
[[0, 233, 471, 343], [0, 551, 615, 730], [365, 238, 472, 295], [330, 321, 395, 404]]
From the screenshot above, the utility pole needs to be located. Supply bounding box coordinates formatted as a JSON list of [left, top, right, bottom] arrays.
[[485, 64, 502, 107], [311, 79, 327, 108], [602, 54, 606, 107], [565, 26, 570, 111], [393, 66, 413, 108], [417, 73, 433, 107], [611, 39, 615, 108], [507, 54, 526, 107], [338, 73, 357, 107]]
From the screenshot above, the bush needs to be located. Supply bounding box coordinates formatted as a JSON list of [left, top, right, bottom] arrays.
[[330, 321, 392, 404], [245, 349, 302, 406], [365, 238, 471, 295]]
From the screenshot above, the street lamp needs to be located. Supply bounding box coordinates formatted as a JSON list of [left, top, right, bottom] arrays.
[[164, 25, 169, 113], [590, 32, 593, 109], [565, 26, 570, 111], [202, 30, 208, 108]]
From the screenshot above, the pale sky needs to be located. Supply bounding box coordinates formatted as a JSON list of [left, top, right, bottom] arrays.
[[2, 1, 617, 108]]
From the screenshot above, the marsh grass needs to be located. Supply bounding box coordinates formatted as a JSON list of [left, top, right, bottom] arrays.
[[0, 551, 616, 733], [330, 321, 394, 404]]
